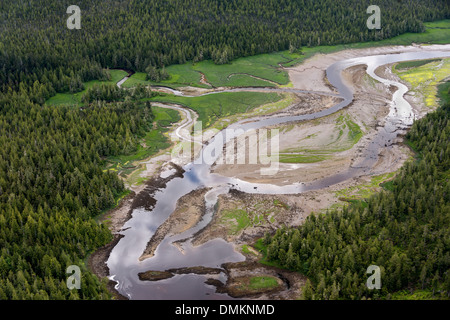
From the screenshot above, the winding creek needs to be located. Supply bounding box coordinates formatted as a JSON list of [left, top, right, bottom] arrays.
[[108, 45, 450, 299]]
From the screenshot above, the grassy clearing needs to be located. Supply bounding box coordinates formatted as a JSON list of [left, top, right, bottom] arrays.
[[108, 69, 132, 83], [121, 72, 197, 89], [45, 69, 128, 106], [205, 93, 294, 132], [248, 276, 279, 290], [395, 59, 441, 70], [219, 198, 288, 236], [45, 92, 81, 106], [220, 208, 269, 235], [149, 91, 282, 129], [335, 172, 397, 201], [124, 51, 301, 89], [241, 244, 258, 256], [221, 209, 251, 235], [395, 58, 450, 109], [121, 63, 210, 89], [224, 74, 278, 87], [192, 53, 297, 87], [228, 274, 281, 296], [119, 72, 152, 88]]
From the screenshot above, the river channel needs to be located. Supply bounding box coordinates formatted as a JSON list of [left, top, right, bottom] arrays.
[[107, 45, 450, 300]]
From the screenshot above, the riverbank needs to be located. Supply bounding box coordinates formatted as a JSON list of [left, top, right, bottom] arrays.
[[87, 190, 135, 300], [88, 44, 450, 300], [88, 162, 185, 299]]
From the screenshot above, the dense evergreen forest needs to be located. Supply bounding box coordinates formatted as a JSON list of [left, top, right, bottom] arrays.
[[262, 96, 450, 299], [0, 0, 448, 300], [0, 93, 156, 299], [1, 0, 448, 95]]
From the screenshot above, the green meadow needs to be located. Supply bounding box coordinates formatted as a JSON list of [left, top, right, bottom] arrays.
[[395, 58, 450, 109], [219, 207, 274, 236], [121, 64, 207, 89], [248, 276, 279, 290], [394, 59, 441, 70], [192, 53, 293, 87], [123, 51, 298, 89], [148, 91, 283, 129], [335, 172, 397, 201]]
